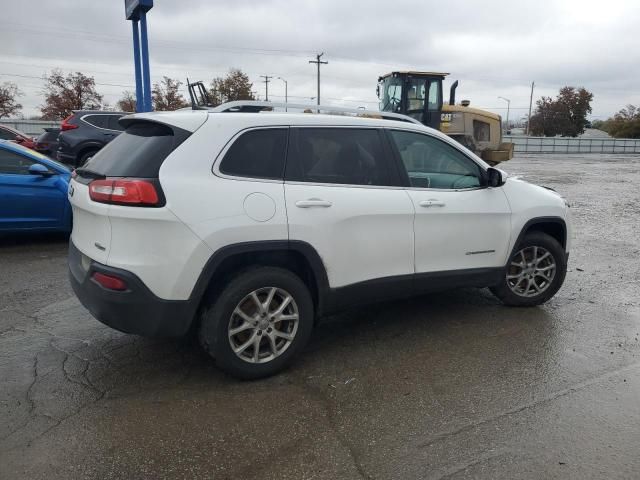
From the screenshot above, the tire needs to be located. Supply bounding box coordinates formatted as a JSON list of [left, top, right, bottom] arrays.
[[78, 149, 98, 167], [490, 232, 567, 307], [198, 267, 314, 380]]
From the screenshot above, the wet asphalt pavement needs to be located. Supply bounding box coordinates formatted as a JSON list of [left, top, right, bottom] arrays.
[[1, 154, 640, 479]]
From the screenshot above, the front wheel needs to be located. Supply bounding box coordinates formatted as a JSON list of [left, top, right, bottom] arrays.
[[491, 232, 567, 306], [198, 267, 314, 379]]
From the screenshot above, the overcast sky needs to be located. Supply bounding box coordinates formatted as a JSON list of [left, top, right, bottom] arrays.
[[2, 0, 639, 120]]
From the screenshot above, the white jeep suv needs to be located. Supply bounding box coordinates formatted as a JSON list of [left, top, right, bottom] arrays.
[[68, 102, 571, 379]]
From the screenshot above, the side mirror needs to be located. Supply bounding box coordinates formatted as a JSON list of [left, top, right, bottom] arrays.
[[486, 167, 505, 187], [28, 163, 54, 177]]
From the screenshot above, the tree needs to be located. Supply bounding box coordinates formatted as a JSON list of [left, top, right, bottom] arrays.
[[117, 91, 137, 112], [598, 105, 640, 138], [0, 82, 23, 118], [40, 70, 103, 120], [209, 69, 255, 106], [529, 86, 593, 137], [152, 77, 189, 111]]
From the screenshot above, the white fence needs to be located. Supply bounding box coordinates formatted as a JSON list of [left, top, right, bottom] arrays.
[[502, 135, 640, 154], [0, 119, 60, 136]]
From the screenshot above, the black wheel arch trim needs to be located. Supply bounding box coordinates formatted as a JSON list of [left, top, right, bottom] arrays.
[[188, 240, 331, 319], [511, 216, 568, 257]]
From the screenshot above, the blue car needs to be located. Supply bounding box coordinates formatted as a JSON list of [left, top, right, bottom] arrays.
[[0, 140, 72, 233]]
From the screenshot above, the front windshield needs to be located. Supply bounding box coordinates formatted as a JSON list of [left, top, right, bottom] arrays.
[[379, 76, 403, 113]]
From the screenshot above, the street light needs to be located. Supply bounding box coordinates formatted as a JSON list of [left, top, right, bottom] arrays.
[[498, 96, 511, 132], [276, 77, 288, 111]]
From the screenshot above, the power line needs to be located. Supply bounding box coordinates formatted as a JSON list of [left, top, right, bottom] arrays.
[[0, 72, 135, 88]]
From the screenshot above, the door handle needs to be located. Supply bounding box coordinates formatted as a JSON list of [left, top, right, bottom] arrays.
[[295, 199, 333, 208], [419, 199, 446, 208]]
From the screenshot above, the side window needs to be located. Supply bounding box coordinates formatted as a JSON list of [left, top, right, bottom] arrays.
[[0, 149, 35, 175], [389, 130, 483, 189], [84, 115, 109, 129], [0, 129, 17, 140], [219, 128, 287, 180], [107, 115, 125, 131], [286, 128, 397, 187], [473, 120, 491, 142], [427, 81, 440, 111]]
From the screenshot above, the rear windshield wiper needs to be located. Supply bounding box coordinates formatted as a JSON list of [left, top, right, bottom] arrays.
[[74, 167, 105, 180]]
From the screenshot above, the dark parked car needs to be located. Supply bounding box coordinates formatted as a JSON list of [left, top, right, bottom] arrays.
[[57, 110, 127, 167], [0, 124, 37, 150], [34, 127, 61, 156]]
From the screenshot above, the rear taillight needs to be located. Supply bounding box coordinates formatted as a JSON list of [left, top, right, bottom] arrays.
[[89, 179, 160, 206], [61, 114, 78, 131], [92, 272, 128, 291]]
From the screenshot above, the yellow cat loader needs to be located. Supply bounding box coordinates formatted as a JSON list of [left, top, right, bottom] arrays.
[[377, 71, 513, 164]]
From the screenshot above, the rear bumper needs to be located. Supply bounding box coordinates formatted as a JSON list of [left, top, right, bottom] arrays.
[[68, 241, 195, 337]]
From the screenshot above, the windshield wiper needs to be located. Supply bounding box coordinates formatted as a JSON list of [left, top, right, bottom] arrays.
[[74, 167, 105, 179]]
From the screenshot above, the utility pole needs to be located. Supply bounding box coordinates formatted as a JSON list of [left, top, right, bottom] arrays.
[[526, 81, 535, 136], [309, 53, 328, 107], [260, 75, 272, 101]]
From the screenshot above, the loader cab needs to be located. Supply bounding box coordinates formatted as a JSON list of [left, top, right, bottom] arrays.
[[377, 71, 447, 129]]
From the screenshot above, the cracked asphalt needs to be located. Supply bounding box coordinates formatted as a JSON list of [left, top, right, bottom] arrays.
[[1, 153, 640, 479]]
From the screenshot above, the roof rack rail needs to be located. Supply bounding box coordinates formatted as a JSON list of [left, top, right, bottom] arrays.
[[208, 100, 423, 126]]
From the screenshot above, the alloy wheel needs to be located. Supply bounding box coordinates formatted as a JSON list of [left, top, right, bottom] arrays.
[[228, 287, 299, 364], [506, 246, 557, 298]]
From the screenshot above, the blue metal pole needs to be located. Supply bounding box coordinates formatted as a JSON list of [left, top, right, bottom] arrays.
[[139, 11, 152, 112], [131, 19, 144, 113]]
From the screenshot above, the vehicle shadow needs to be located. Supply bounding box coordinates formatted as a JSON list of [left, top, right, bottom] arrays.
[[86, 286, 557, 391], [0, 232, 70, 249]]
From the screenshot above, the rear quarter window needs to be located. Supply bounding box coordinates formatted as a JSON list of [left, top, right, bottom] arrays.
[[107, 115, 125, 131], [83, 115, 110, 129], [218, 128, 288, 180], [81, 121, 190, 178]]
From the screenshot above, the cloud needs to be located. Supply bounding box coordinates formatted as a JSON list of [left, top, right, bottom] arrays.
[[1, 0, 639, 118]]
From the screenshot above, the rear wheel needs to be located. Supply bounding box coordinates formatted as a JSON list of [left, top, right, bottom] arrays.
[[491, 232, 567, 306], [78, 149, 98, 167], [198, 267, 314, 379]]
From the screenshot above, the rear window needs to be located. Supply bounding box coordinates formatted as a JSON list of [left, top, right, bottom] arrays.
[[81, 122, 190, 178], [107, 115, 125, 131], [219, 128, 287, 180], [83, 115, 110, 129]]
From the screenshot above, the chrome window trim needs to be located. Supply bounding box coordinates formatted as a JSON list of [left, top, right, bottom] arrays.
[[80, 113, 124, 133]]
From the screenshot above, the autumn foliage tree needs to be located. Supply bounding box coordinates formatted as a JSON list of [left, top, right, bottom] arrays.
[[40, 70, 103, 120], [117, 91, 137, 112], [152, 77, 189, 111], [597, 105, 640, 139], [529, 86, 593, 137], [209, 69, 254, 106], [0, 82, 23, 118]]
